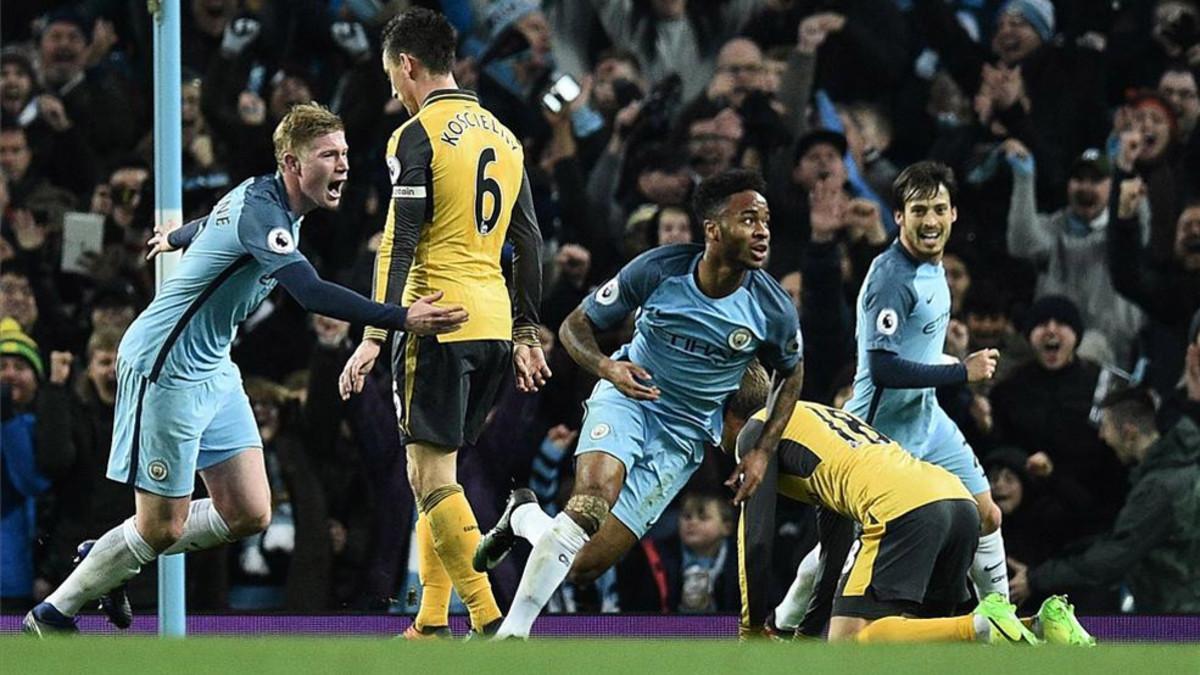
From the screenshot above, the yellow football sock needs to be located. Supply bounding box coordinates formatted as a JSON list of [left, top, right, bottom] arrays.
[[855, 615, 976, 643], [414, 512, 452, 630], [423, 485, 502, 631]]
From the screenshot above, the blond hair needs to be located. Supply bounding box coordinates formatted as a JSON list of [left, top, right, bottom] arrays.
[[86, 329, 122, 361], [272, 102, 344, 170]]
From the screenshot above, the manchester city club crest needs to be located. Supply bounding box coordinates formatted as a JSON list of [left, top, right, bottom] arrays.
[[727, 327, 753, 351], [148, 460, 169, 481]]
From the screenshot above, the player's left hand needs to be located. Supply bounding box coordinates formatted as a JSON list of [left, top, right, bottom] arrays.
[[727, 447, 769, 505], [514, 344, 552, 393]]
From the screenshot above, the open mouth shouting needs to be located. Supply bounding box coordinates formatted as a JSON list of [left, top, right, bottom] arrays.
[[326, 178, 346, 204]]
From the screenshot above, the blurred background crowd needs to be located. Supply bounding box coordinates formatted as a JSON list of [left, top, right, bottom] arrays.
[[1, 0, 1198, 618]]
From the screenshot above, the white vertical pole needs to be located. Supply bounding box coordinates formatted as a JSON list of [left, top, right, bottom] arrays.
[[152, 0, 186, 638]]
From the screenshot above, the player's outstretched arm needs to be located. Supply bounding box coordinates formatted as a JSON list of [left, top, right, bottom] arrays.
[[335, 291, 470, 400], [559, 305, 659, 400], [727, 363, 804, 505], [275, 260, 466, 335]]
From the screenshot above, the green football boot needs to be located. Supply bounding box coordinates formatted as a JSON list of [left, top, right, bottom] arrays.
[[1038, 595, 1097, 646], [974, 593, 1041, 645]]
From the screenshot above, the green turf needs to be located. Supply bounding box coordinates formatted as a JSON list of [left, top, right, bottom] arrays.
[[3, 638, 1198, 675]]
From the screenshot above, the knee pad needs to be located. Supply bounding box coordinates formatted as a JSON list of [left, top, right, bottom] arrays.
[[565, 494, 609, 536]]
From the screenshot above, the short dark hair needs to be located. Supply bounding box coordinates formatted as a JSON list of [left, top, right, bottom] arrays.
[[692, 168, 766, 222], [892, 160, 957, 210], [725, 359, 770, 421], [1099, 386, 1158, 436], [381, 8, 457, 75]]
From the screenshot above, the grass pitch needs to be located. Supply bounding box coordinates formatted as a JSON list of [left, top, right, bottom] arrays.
[[3, 638, 1197, 675]]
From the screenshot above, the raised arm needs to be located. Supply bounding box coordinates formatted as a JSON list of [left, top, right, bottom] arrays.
[[1004, 140, 1054, 263]]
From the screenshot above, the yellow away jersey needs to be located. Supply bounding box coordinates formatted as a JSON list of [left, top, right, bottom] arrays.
[[369, 89, 530, 343], [759, 402, 972, 524]]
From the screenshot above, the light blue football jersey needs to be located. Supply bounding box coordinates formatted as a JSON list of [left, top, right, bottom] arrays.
[[119, 175, 307, 384], [582, 244, 802, 443], [845, 240, 952, 449]]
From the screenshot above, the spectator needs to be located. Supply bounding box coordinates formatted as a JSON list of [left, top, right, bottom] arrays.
[[181, 0, 239, 76], [618, 491, 739, 613], [476, 0, 557, 144], [989, 295, 1130, 534], [32, 329, 157, 608], [1010, 388, 1200, 614], [1117, 91, 1196, 265], [588, 0, 768, 102], [915, 0, 1109, 189], [542, 243, 594, 333], [1159, 63, 1200, 144], [746, 3, 909, 105], [982, 446, 1113, 611], [1, 125, 78, 239], [1006, 143, 1146, 368], [0, 268, 79, 354], [766, 128, 848, 277], [136, 75, 231, 219], [36, 9, 140, 161], [960, 283, 1031, 387], [0, 317, 62, 611], [678, 102, 745, 180], [1159, 310, 1200, 433], [1108, 170, 1200, 396], [943, 251, 972, 316], [1, 51, 97, 200], [621, 203, 696, 261]]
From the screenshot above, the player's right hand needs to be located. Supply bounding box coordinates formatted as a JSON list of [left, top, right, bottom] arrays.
[[600, 358, 660, 400], [404, 291, 468, 336], [964, 348, 1000, 382], [338, 339, 381, 400]]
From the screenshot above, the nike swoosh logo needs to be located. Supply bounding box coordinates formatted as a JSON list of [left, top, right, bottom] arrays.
[[984, 562, 1003, 572], [988, 617, 1018, 642], [925, 295, 935, 304]]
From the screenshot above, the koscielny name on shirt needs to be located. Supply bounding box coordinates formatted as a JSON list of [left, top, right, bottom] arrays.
[[438, 110, 519, 151]]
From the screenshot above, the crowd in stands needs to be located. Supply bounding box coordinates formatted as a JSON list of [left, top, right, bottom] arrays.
[[2, 0, 1198, 616]]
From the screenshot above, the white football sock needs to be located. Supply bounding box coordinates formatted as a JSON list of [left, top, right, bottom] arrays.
[[162, 499, 234, 555], [496, 512, 588, 639], [972, 613, 991, 643], [511, 503, 553, 544], [970, 529, 1009, 600], [774, 542, 822, 630], [44, 517, 156, 617]]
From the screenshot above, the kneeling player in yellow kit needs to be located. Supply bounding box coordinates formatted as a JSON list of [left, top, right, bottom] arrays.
[[727, 364, 1094, 645]]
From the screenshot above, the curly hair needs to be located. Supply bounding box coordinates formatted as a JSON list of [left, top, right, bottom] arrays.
[[691, 168, 767, 222]]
